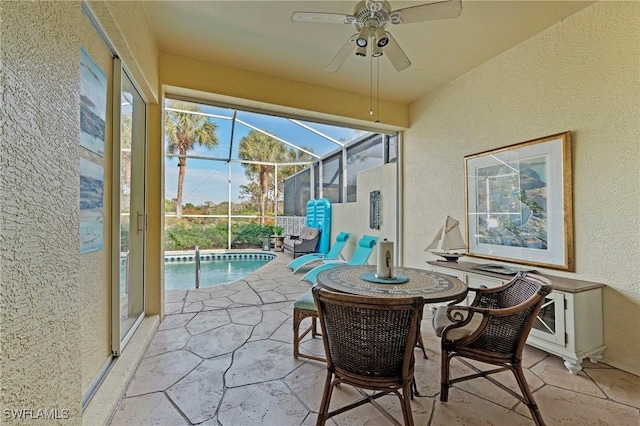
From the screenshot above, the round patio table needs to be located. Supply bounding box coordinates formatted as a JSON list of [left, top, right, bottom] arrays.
[[316, 265, 467, 303]]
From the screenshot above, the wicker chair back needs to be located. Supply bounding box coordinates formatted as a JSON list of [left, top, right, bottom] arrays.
[[312, 287, 425, 425]]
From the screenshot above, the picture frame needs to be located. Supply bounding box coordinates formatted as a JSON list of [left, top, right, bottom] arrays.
[[464, 131, 573, 271]]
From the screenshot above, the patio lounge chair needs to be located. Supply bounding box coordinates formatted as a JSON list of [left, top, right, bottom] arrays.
[[287, 232, 351, 272], [300, 235, 377, 283], [282, 226, 320, 258]]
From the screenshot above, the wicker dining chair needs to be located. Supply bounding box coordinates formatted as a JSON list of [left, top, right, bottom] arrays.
[[292, 289, 325, 362], [433, 272, 552, 426], [312, 286, 425, 426]]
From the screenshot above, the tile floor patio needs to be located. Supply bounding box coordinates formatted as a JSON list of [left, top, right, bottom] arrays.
[[110, 253, 640, 425]]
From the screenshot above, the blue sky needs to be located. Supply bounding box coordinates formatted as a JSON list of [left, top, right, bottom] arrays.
[[164, 101, 370, 205]]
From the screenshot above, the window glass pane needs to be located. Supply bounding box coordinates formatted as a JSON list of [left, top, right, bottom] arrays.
[[165, 100, 234, 160], [233, 111, 333, 160], [163, 98, 397, 234], [388, 134, 398, 162], [165, 158, 243, 209], [294, 119, 372, 146], [346, 135, 383, 202], [283, 168, 310, 216], [119, 71, 145, 341], [322, 155, 342, 203]]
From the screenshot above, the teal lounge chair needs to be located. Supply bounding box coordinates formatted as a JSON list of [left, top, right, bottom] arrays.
[[301, 235, 378, 283], [287, 232, 351, 272]]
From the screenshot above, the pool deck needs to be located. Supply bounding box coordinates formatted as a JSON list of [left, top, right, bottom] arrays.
[[109, 252, 640, 425]]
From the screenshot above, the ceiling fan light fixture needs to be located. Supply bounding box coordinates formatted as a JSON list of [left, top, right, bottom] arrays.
[[375, 27, 389, 47], [295, 0, 463, 74], [356, 27, 369, 47]]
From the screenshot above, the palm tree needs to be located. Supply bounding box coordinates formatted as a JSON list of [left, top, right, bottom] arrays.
[[280, 147, 314, 177], [165, 100, 218, 217], [238, 130, 286, 225]]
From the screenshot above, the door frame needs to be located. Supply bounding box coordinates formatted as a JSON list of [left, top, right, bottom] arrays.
[[111, 57, 148, 356]]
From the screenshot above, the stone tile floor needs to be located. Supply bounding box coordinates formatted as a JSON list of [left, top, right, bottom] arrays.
[[110, 253, 640, 425]]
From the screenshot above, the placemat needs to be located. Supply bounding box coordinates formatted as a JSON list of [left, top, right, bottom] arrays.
[[359, 272, 409, 284]]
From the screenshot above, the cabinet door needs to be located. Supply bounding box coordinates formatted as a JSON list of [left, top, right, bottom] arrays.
[[530, 292, 566, 346], [429, 265, 464, 280]]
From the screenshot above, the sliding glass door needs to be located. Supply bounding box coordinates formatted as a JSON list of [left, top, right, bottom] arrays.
[[112, 59, 147, 355]]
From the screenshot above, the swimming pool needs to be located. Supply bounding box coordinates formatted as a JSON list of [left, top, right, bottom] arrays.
[[120, 252, 276, 292], [163, 252, 276, 290]]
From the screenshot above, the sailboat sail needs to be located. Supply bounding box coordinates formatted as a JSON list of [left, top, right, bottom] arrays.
[[425, 227, 443, 251], [442, 216, 466, 251], [425, 216, 466, 253]]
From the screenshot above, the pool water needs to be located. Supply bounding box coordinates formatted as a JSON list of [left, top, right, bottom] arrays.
[[165, 258, 270, 290], [120, 252, 274, 293]]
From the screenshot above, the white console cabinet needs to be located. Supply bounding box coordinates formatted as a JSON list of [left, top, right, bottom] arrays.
[[427, 261, 606, 374]]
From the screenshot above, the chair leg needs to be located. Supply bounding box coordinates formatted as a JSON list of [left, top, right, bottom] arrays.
[[400, 382, 415, 426], [410, 377, 418, 398], [293, 308, 325, 362], [415, 309, 428, 359], [440, 350, 452, 402], [316, 373, 334, 426], [513, 363, 545, 426], [416, 332, 428, 359], [293, 308, 303, 359]]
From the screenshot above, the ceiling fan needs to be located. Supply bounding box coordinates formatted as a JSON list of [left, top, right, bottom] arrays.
[[292, 0, 462, 72]]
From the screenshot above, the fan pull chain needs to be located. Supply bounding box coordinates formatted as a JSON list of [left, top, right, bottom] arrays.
[[376, 56, 380, 123], [369, 51, 374, 116]]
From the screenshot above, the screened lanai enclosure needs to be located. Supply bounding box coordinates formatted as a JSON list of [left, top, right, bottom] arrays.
[[163, 98, 398, 251]]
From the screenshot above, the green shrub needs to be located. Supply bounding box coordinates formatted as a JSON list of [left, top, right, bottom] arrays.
[[165, 222, 226, 250], [232, 222, 270, 247], [165, 221, 273, 250]]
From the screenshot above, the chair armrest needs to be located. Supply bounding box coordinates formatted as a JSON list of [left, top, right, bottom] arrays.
[[436, 305, 488, 341], [443, 305, 490, 325]]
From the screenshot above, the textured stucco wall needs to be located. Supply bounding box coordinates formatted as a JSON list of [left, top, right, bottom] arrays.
[[403, 1, 640, 374], [1, 1, 84, 422], [87, 1, 159, 103], [1, 1, 159, 422], [146, 102, 164, 317], [332, 162, 398, 262]]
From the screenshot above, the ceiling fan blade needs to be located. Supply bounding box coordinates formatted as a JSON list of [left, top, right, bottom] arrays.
[[384, 33, 411, 71], [389, 0, 462, 25], [291, 12, 354, 24], [326, 34, 357, 73]]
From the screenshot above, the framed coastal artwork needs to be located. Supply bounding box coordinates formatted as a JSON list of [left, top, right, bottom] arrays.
[[464, 132, 573, 271], [79, 157, 104, 254], [80, 47, 107, 156]]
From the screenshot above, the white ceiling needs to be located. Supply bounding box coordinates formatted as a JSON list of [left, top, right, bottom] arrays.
[[143, 1, 593, 104]]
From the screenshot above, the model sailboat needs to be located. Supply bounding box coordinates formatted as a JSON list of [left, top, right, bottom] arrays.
[[425, 216, 467, 262]]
